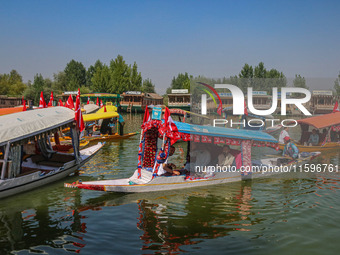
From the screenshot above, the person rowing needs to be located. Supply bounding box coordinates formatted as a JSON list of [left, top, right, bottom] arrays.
[[282, 136, 299, 159]]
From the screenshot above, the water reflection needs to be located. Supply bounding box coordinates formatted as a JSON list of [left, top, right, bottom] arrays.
[[1, 113, 340, 254]]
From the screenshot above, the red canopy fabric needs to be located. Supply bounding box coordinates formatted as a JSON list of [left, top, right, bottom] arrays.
[[298, 112, 340, 129]]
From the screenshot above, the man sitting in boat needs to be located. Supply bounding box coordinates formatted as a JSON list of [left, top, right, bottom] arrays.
[[190, 142, 212, 177], [307, 129, 319, 146], [157, 145, 182, 176], [282, 136, 299, 159], [218, 145, 235, 167]]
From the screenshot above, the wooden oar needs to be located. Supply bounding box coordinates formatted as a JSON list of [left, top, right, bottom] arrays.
[[264, 154, 291, 159]]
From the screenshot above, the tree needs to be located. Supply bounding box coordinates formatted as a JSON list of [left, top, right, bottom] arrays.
[[86, 60, 102, 88], [0, 70, 26, 96], [109, 55, 131, 94], [142, 78, 155, 93], [239, 63, 254, 78], [31, 74, 45, 104], [254, 62, 266, 78], [52, 71, 68, 93], [64, 60, 86, 90], [293, 74, 308, 89], [334, 72, 340, 96], [166, 72, 191, 94], [91, 64, 111, 92], [130, 62, 142, 91]]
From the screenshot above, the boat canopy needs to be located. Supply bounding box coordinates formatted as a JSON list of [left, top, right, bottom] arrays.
[[83, 111, 119, 122], [83, 104, 99, 114], [0, 107, 75, 146], [81, 93, 120, 99], [141, 119, 278, 149], [0, 107, 24, 116], [174, 121, 277, 143], [297, 112, 340, 129], [96, 105, 117, 113]]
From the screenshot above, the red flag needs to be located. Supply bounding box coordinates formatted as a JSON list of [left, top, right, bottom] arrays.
[[66, 95, 74, 109], [104, 106, 107, 112], [244, 101, 248, 116], [87, 97, 90, 104], [143, 105, 150, 123], [164, 107, 178, 132], [39, 91, 46, 108], [58, 99, 64, 106], [22, 96, 24, 105], [333, 101, 339, 113], [75, 89, 84, 132], [96, 97, 99, 106], [100, 100, 104, 108], [22, 100, 27, 111], [47, 91, 54, 107]]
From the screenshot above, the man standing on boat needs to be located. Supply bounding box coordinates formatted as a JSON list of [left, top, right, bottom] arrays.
[[282, 136, 299, 159], [279, 127, 290, 144]]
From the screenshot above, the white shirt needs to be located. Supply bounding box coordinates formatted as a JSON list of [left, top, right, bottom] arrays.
[[191, 149, 211, 167], [218, 153, 234, 166], [156, 159, 168, 176], [279, 129, 290, 144]]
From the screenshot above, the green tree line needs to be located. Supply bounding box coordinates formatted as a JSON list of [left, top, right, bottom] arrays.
[[0, 55, 156, 104], [166, 62, 319, 96]]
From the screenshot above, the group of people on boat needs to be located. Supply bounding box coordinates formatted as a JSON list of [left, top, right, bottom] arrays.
[[280, 125, 340, 148], [85, 115, 125, 137], [156, 142, 241, 178]]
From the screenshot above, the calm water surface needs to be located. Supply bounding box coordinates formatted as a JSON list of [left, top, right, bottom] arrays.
[[0, 114, 339, 254]]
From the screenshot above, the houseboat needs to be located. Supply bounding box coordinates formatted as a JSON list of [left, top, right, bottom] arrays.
[[167, 89, 191, 111], [310, 90, 335, 114], [121, 91, 163, 113]]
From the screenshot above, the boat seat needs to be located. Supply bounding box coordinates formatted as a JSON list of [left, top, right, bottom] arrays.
[[129, 169, 153, 184], [31, 154, 45, 163], [37, 161, 65, 167], [50, 153, 75, 163]]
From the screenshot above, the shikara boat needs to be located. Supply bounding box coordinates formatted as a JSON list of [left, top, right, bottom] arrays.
[[82, 111, 137, 142], [0, 106, 25, 116], [0, 107, 104, 199], [278, 112, 340, 152], [66, 114, 320, 193]]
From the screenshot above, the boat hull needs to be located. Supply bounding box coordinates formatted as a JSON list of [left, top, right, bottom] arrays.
[[84, 132, 137, 142], [69, 152, 320, 193], [278, 142, 340, 152], [0, 143, 103, 199]]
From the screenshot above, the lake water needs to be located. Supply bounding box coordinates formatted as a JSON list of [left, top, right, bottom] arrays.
[[1, 114, 339, 254]]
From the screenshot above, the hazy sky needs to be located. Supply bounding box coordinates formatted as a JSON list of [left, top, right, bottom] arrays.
[[1, 0, 339, 94]]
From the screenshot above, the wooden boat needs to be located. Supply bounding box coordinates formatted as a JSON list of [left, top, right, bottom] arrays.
[[0, 106, 24, 116], [65, 114, 320, 193], [0, 107, 104, 199], [278, 112, 340, 152], [84, 132, 137, 142], [82, 111, 137, 141]]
